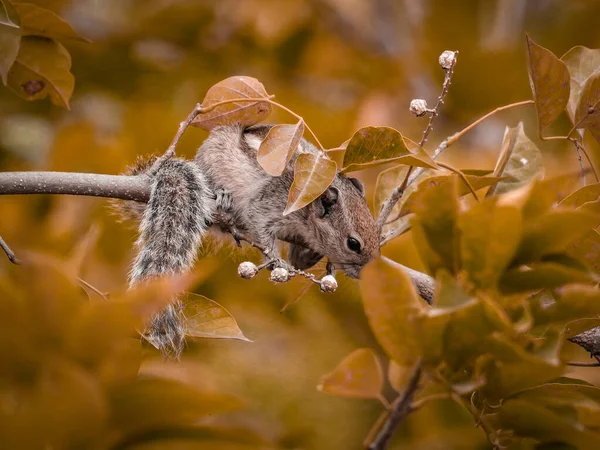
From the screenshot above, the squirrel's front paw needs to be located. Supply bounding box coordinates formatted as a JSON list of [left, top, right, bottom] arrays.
[[215, 189, 233, 211], [267, 258, 289, 271]]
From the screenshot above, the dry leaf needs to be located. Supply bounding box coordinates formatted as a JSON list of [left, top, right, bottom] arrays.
[[284, 153, 337, 215], [257, 121, 304, 176]]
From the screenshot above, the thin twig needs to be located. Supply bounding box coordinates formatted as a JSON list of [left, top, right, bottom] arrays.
[[163, 103, 203, 158], [78, 277, 109, 301], [566, 361, 600, 367], [366, 360, 422, 450], [0, 235, 20, 264], [376, 53, 458, 229], [436, 162, 479, 202]]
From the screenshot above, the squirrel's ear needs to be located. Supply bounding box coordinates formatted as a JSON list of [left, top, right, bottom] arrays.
[[316, 186, 339, 218], [348, 177, 365, 197]]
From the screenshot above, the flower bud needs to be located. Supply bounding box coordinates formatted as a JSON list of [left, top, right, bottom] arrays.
[[409, 99, 428, 117], [270, 267, 290, 283], [320, 275, 338, 293], [439, 50, 456, 70], [238, 261, 258, 279]]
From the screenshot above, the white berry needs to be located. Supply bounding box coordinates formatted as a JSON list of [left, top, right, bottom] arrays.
[[320, 275, 338, 293], [439, 50, 456, 70], [270, 267, 290, 283], [238, 261, 258, 279], [409, 99, 428, 117]]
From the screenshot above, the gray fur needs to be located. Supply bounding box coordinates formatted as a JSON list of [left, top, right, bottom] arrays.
[[194, 124, 379, 278], [129, 157, 215, 358]]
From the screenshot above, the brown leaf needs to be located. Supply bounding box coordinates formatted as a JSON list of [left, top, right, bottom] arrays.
[[341, 126, 437, 173], [0, 0, 21, 85], [256, 121, 304, 176], [575, 72, 600, 143], [183, 293, 250, 342], [359, 257, 425, 365], [560, 183, 600, 208], [526, 35, 570, 134], [7, 36, 74, 108], [561, 46, 600, 122], [13, 3, 89, 42], [192, 76, 271, 130], [284, 153, 337, 215], [317, 348, 384, 400]]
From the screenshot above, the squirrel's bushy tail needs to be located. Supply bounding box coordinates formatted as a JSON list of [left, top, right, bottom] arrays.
[[128, 157, 214, 358]]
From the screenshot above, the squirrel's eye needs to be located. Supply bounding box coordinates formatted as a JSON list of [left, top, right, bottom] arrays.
[[347, 237, 361, 253]]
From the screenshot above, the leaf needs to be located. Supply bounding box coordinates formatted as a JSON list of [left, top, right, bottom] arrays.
[[192, 76, 271, 130], [359, 257, 425, 366], [341, 126, 437, 172], [110, 378, 245, 439], [497, 399, 600, 448], [499, 262, 596, 295], [574, 72, 600, 143], [0, 0, 21, 85], [256, 121, 304, 176], [561, 46, 600, 122], [488, 122, 543, 196], [284, 153, 337, 215], [513, 209, 600, 265], [7, 36, 74, 108], [317, 348, 384, 400], [531, 285, 600, 333], [560, 183, 600, 208], [459, 199, 522, 289], [567, 229, 600, 274], [388, 360, 412, 394], [410, 175, 460, 274], [526, 35, 570, 134], [13, 3, 89, 42], [183, 293, 250, 342]]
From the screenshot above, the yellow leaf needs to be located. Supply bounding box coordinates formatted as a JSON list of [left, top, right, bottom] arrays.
[[183, 293, 251, 342], [574, 72, 600, 143], [561, 46, 600, 123], [13, 2, 89, 42], [192, 76, 271, 130], [526, 35, 570, 134], [317, 348, 384, 400], [7, 35, 74, 108], [257, 121, 304, 176], [284, 153, 337, 215], [359, 257, 424, 365]]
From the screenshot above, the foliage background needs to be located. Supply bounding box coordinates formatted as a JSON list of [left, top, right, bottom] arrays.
[[2, 1, 600, 448]]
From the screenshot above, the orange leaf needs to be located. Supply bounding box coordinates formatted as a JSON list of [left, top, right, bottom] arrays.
[[317, 348, 384, 400], [284, 153, 337, 215], [192, 76, 271, 130], [257, 121, 304, 176], [13, 3, 89, 42], [526, 35, 570, 134]]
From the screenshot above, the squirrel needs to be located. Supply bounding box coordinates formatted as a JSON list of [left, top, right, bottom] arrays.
[[116, 123, 380, 357]]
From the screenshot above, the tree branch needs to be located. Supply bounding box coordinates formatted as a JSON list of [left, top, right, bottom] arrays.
[[0, 171, 150, 202]]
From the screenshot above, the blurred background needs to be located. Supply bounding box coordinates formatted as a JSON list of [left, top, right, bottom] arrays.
[[1, 1, 600, 448]]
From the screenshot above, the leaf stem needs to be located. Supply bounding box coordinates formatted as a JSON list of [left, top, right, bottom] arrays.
[[0, 235, 20, 264], [436, 162, 479, 202]]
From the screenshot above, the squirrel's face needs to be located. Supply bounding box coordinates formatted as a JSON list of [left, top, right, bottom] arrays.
[[307, 175, 380, 279]]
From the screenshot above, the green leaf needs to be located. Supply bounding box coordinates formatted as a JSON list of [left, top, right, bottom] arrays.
[[359, 257, 425, 366], [13, 3, 89, 42], [526, 35, 570, 134], [410, 175, 460, 274], [0, 0, 21, 85], [256, 121, 304, 176], [317, 348, 384, 400], [110, 378, 245, 440], [6, 36, 74, 108], [284, 153, 337, 215], [499, 262, 596, 295], [183, 294, 250, 342], [459, 199, 522, 289], [561, 46, 600, 123], [341, 126, 437, 172], [574, 72, 600, 143], [193, 76, 272, 131], [487, 122, 543, 196]]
